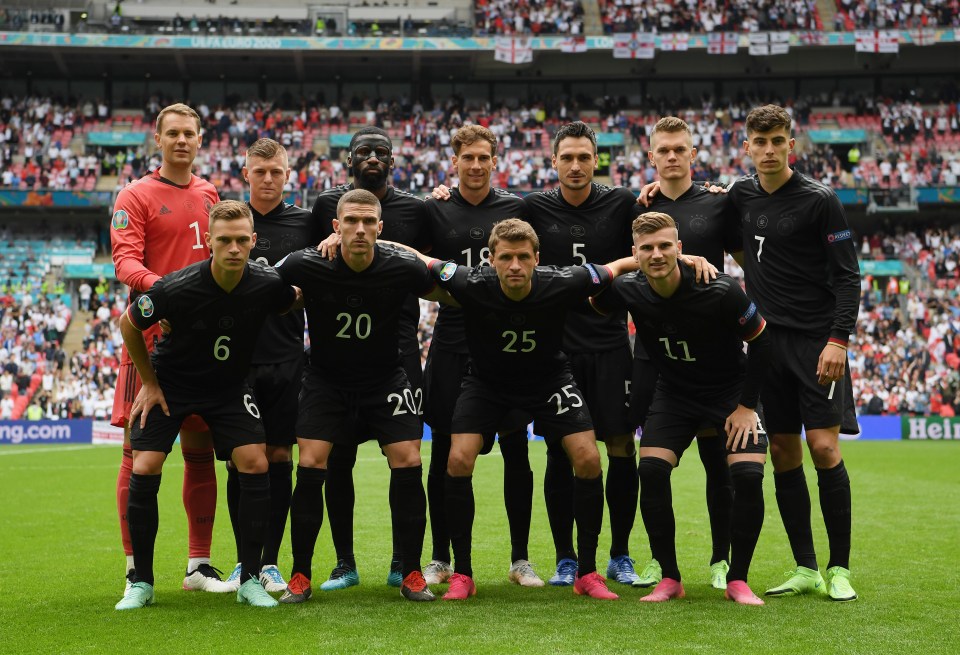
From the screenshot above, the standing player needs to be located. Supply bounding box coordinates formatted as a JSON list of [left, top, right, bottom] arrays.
[[524, 121, 642, 586], [414, 218, 636, 601], [114, 200, 299, 610], [592, 212, 770, 605], [630, 117, 745, 591], [729, 105, 860, 601], [222, 138, 316, 592], [421, 125, 541, 588], [110, 103, 231, 593], [311, 127, 430, 590], [275, 189, 449, 604]]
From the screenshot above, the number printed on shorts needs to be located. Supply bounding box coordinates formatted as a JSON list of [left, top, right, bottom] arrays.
[[243, 393, 261, 419], [335, 312, 372, 339], [548, 384, 584, 415], [387, 388, 422, 416], [502, 330, 536, 353]]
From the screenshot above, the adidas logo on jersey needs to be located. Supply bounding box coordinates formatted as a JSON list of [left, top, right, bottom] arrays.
[[159, 205, 172, 215], [191, 320, 206, 330], [446, 229, 458, 239], [548, 224, 560, 233]]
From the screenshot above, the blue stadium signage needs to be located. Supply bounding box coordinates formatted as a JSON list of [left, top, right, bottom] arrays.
[[0, 420, 93, 445]]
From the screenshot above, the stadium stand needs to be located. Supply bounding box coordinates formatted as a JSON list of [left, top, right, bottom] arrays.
[[833, 0, 959, 30], [475, 0, 585, 35], [599, 0, 822, 34]]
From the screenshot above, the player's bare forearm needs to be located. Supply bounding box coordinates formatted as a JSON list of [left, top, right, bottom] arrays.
[[604, 256, 640, 277]]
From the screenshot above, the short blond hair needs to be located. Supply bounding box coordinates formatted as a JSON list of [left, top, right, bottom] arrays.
[[632, 211, 677, 238], [155, 103, 202, 134], [208, 199, 253, 230], [650, 116, 692, 143], [245, 138, 288, 167]]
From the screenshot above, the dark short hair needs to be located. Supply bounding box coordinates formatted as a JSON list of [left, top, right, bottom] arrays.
[[489, 218, 540, 254], [336, 188, 381, 218], [632, 211, 677, 237], [745, 104, 792, 136], [349, 127, 392, 151], [208, 199, 254, 230], [552, 121, 597, 155], [451, 125, 497, 156]]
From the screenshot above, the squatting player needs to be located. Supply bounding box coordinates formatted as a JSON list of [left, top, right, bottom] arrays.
[[114, 200, 299, 610], [592, 212, 771, 606], [422, 125, 541, 588], [275, 189, 451, 604], [312, 127, 430, 590], [409, 218, 638, 601], [631, 116, 745, 591], [222, 138, 316, 593], [110, 103, 230, 594], [730, 105, 860, 602]]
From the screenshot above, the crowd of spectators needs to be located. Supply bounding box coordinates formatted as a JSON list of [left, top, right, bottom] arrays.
[[599, 0, 819, 34], [475, 0, 585, 35], [834, 0, 959, 30]]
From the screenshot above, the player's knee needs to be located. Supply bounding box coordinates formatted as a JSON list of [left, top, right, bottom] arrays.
[[604, 433, 636, 458], [232, 446, 268, 474], [728, 460, 764, 491], [571, 449, 602, 479], [769, 436, 803, 467], [807, 440, 841, 468], [446, 448, 476, 477], [637, 455, 673, 490], [266, 445, 292, 464], [387, 445, 422, 469]]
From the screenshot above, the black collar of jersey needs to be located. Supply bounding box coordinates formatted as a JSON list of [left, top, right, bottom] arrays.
[[152, 170, 191, 190], [653, 182, 701, 205], [451, 186, 498, 207], [200, 256, 250, 293], [248, 201, 290, 219], [752, 169, 800, 195], [554, 183, 600, 210], [646, 263, 697, 303], [333, 243, 380, 275], [349, 181, 394, 204]]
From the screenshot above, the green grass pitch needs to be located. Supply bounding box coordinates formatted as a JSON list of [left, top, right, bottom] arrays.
[[0, 440, 957, 655]]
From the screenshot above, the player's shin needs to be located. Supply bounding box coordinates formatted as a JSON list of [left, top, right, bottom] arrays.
[[289, 465, 327, 581], [727, 461, 765, 583], [500, 431, 533, 562], [572, 473, 604, 576], [444, 474, 475, 578], [638, 457, 680, 581], [128, 473, 162, 585], [262, 460, 293, 567], [773, 465, 818, 570], [427, 435, 452, 563], [544, 440, 576, 562], [817, 460, 851, 570], [390, 465, 427, 577], [237, 472, 270, 584]]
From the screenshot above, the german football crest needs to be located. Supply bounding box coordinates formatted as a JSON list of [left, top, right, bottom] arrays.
[[112, 209, 129, 230]]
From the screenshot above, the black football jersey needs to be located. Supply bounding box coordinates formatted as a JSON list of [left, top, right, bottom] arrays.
[[275, 243, 436, 391], [249, 201, 316, 365], [127, 259, 296, 392], [431, 261, 613, 389], [525, 184, 640, 352], [312, 184, 430, 355], [593, 267, 765, 399], [425, 187, 527, 353], [647, 184, 742, 268], [727, 172, 860, 340]]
